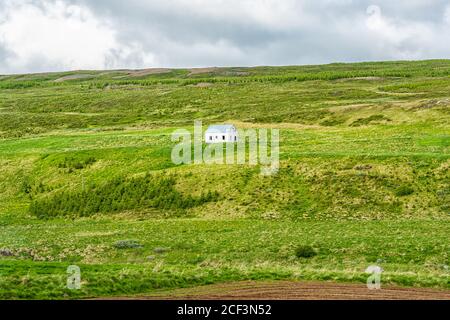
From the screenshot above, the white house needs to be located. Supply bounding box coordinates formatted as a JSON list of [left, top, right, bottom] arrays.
[[205, 124, 238, 143]]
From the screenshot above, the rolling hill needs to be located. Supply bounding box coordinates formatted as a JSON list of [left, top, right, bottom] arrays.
[[0, 60, 448, 299]]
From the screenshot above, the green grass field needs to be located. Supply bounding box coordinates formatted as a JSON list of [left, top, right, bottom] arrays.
[[0, 60, 449, 299]]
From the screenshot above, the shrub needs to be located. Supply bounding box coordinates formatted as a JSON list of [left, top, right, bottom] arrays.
[[0, 248, 14, 256], [57, 156, 96, 170], [29, 174, 219, 218], [350, 114, 391, 127], [395, 185, 414, 197], [20, 178, 32, 195], [295, 245, 317, 258], [114, 240, 143, 249], [320, 116, 347, 126], [153, 247, 169, 254]]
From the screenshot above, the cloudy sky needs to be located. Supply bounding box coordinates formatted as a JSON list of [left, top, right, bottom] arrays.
[[1, 0, 450, 74]]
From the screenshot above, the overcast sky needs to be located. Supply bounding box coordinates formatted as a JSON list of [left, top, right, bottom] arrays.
[[1, 0, 450, 74]]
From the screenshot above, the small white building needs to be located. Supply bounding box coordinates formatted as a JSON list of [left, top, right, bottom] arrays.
[[205, 124, 238, 143]]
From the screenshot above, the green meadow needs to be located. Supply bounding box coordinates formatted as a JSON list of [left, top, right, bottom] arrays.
[[0, 60, 449, 299]]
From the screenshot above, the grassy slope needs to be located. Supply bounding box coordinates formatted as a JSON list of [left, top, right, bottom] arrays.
[[0, 60, 449, 299]]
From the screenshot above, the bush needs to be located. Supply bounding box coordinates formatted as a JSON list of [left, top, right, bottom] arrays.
[[57, 156, 96, 170], [295, 245, 317, 258], [395, 185, 414, 197], [20, 178, 32, 195], [320, 116, 347, 126], [114, 240, 143, 249], [29, 174, 219, 218], [350, 114, 391, 127], [153, 247, 169, 254]]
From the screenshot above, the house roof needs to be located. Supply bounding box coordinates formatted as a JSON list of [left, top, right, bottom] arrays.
[[205, 124, 235, 133]]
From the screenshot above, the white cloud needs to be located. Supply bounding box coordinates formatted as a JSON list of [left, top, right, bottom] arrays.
[[364, 4, 448, 60], [0, 0, 155, 73], [1, 0, 450, 73], [366, 5, 425, 43], [119, 0, 314, 30], [445, 5, 450, 24]]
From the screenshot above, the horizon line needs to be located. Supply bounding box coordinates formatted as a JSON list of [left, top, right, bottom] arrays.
[[2, 58, 450, 77]]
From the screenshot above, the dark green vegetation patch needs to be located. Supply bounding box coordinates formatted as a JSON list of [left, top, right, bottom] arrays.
[[295, 245, 317, 258], [29, 174, 219, 218]]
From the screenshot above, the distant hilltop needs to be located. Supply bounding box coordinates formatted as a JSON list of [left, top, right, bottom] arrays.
[[2, 59, 450, 80]]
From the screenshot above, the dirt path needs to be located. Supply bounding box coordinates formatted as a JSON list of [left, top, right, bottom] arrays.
[[105, 281, 450, 300]]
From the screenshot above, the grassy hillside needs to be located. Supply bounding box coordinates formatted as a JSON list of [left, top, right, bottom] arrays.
[[0, 60, 449, 299]]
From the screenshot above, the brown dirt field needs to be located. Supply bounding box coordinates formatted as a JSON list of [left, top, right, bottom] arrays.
[[336, 76, 385, 81], [188, 67, 220, 76], [54, 74, 95, 82], [101, 281, 450, 300], [193, 82, 214, 88], [127, 68, 172, 77], [111, 68, 172, 79]]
